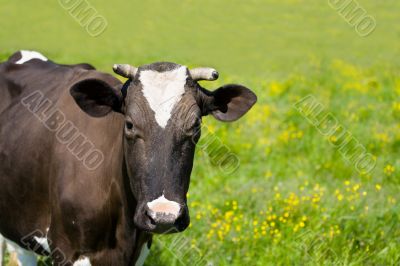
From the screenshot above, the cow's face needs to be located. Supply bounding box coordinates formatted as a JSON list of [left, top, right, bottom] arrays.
[[70, 62, 256, 234]]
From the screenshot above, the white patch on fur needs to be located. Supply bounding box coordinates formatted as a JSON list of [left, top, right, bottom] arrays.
[[0, 234, 37, 266], [33, 236, 50, 253], [73, 256, 92, 266], [139, 66, 187, 128], [135, 242, 150, 266], [15, 50, 48, 64], [147, 194, 181, 217]]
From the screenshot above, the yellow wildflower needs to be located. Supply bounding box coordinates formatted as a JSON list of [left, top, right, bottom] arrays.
[[384, 164, 395, 176]]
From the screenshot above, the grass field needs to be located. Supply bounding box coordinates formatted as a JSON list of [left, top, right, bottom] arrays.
[[1, 0, 400, 265]]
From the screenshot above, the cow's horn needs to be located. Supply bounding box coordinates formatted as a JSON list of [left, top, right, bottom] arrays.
[[113, 64, 138, 79], [189, 67, 219, 81]]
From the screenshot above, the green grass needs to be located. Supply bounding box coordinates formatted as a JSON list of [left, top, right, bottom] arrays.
[[1, 0, 400, 265]]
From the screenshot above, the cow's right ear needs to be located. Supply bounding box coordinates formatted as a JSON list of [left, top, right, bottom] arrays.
[[70, 79, 124, 117]]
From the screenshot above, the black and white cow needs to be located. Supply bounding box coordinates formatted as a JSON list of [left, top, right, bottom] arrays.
[[0, 50, 256, 265]]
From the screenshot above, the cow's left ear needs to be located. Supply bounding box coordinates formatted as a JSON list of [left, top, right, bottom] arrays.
[[203, 84, 257, 122], [70, 79, 123, 117]]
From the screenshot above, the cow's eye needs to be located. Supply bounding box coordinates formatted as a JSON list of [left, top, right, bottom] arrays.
[[125, 121, 140, 139], [126, 121, 133, 130]]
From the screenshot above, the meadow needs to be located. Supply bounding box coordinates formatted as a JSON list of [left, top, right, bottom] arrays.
[[1, 0, 400, 265]]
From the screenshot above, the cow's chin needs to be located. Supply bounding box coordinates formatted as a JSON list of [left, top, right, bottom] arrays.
[[133, 203, 190, 234]]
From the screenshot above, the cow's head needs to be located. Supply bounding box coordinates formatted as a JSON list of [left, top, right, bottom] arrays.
[[70, 62, 256, 234]]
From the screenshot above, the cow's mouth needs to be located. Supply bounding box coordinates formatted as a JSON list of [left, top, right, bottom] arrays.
[[143, 207, 189, 234], [133, 202, 190, 234]]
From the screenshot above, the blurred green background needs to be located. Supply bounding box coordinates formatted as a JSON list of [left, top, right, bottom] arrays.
[[1, 0, 400, 265], [1, 0, 399, 77]]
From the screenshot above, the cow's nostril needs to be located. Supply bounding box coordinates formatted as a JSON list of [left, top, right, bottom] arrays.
[[141, 204, 188, 234], [146, 210, 156, 225]]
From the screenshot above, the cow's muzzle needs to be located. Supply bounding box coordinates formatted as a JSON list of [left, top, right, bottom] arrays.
[[134, 196, 190, 234]]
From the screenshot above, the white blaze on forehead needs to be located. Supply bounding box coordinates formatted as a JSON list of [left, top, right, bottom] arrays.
[[15, 50, 48, 64], [139, 66, 187, 128], [147, 194, 180, 217], [73, 256, 92, 266]]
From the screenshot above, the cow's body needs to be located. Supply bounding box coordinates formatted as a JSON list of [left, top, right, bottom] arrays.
[[0, 50, 257, 266], [0, 51, 150, 265]]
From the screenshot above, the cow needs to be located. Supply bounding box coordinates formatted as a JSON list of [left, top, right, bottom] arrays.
[[0, 50, 257, 266]]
